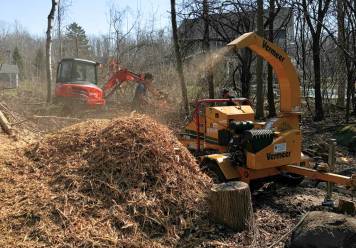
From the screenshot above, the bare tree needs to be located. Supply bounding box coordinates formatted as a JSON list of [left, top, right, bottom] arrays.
[[205, 0, 256, 98], [57, 0, 63, 59], [171, 0, 189, 115], [255, 0, 265, 119], [293, 0, 355, 120], [46, 0, 59, 103], [203, 0, 214, 99], [300, 0, 332, 121], [266, 0, 276, 117], [57, 0, 71, 59], [336, 0, 346, 107], [343, 0, 356, 121]]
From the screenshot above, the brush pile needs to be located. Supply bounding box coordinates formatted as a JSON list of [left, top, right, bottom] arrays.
[[0, 115, 210, 247]]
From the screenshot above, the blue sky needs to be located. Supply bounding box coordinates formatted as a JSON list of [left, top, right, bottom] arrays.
[[0, 0, 171, 36]]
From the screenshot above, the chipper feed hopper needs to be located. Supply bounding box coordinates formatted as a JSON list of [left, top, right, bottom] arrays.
[[179, 32, 356, 190]]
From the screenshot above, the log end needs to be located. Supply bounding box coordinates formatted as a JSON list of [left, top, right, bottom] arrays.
[[211, 181, 249, 192]]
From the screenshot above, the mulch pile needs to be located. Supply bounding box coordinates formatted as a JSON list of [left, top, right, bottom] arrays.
[[0, 115, 211, 247]]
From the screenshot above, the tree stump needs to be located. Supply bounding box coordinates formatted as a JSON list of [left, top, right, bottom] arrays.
[[208, 181, 253, 232]]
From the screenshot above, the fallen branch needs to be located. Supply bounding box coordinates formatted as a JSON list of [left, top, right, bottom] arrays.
[[268, 212, 309, 248], [11, 118, 33, 127], [0, 102, 17, 121], [23, 102, 47, 105], [11, 115, 82, 127], [32, 115, 81, 120]]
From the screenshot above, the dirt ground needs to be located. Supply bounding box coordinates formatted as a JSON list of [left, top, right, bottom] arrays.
[[0, 89, 355, 248]]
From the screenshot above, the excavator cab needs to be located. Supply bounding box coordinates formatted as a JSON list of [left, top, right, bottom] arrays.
[[56, 58, 98, 85], [55, 58, 105, 107]]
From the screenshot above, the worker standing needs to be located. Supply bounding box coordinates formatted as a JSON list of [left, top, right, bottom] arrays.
[[221, 89, 236, 106], [131, 73, 154, 112]]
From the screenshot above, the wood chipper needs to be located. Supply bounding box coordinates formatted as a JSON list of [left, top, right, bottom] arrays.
[[179, 32, 356, 190]]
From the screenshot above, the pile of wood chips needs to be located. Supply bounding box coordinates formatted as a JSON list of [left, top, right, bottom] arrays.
[[0, 115, 211, 247]]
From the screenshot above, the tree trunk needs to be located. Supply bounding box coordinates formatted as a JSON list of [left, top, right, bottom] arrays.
[[312, 39, 324, 121], [301, 0, 331, 121], [352, 82, 355, 115], [46, 0, 58, 103], [344, 0, 356, 121], [255, 0, 264, 120], [170, 0, 189, 115], [267, 0, 276, 117], [345, 64, 353, 122], [208, 181, 253, 232], [0, 110, 11, 135], [203, 0, 214, 99], [75, 37, 79, 57], [241, 49, 252, 98], [336, 0, 346, 107], [57, 0, 63, 59]]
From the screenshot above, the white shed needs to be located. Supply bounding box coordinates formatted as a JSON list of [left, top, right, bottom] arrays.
[[0, 64, 19, 89]]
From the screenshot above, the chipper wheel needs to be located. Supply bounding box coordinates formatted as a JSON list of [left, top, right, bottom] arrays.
[[277, 172, 305, 186], [200, 159, 227, 183]]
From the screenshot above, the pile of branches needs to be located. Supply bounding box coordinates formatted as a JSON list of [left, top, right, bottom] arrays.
[[1, 115, 211, 247]]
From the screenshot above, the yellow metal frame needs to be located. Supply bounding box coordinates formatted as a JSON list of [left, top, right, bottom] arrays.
[[204, 154, 356, 188], [282, 165, 356, 187], [246, 129, 301, 169]]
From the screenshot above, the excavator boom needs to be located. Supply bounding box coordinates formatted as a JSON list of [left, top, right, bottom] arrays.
[[102, 69, 144, 99]]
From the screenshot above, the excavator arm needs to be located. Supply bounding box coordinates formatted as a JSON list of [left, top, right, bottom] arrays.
[[227, 32, 301, 113], [102, 69, 144, 99], [102, 68, 168, 102]]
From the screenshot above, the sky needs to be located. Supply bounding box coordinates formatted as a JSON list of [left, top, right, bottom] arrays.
[[0, 0, 171, 36]]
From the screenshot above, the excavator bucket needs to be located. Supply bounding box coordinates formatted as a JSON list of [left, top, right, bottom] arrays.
[[227, 32, 301, 113]]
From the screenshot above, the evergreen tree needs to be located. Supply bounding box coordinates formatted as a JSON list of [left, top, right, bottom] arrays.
[[12, 46, 24, 79], [65, 22, 89, 57]]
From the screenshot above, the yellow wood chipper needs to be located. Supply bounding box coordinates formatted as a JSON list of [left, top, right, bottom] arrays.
[[179, 32, 356, 190]]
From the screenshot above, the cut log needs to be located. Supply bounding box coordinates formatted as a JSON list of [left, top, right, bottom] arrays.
[[208, 181, 253, 232], [0, 110, 11, 135]]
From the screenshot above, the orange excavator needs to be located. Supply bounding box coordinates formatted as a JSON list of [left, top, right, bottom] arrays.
[[54, 58, 161, 107]]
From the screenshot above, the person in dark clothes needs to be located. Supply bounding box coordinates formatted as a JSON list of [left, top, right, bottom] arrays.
[[131, 73, 154, 111], [221, 89, 236, 106]]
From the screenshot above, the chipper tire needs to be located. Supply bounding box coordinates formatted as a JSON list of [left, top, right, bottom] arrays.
[[277, 172, 305, 186]]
